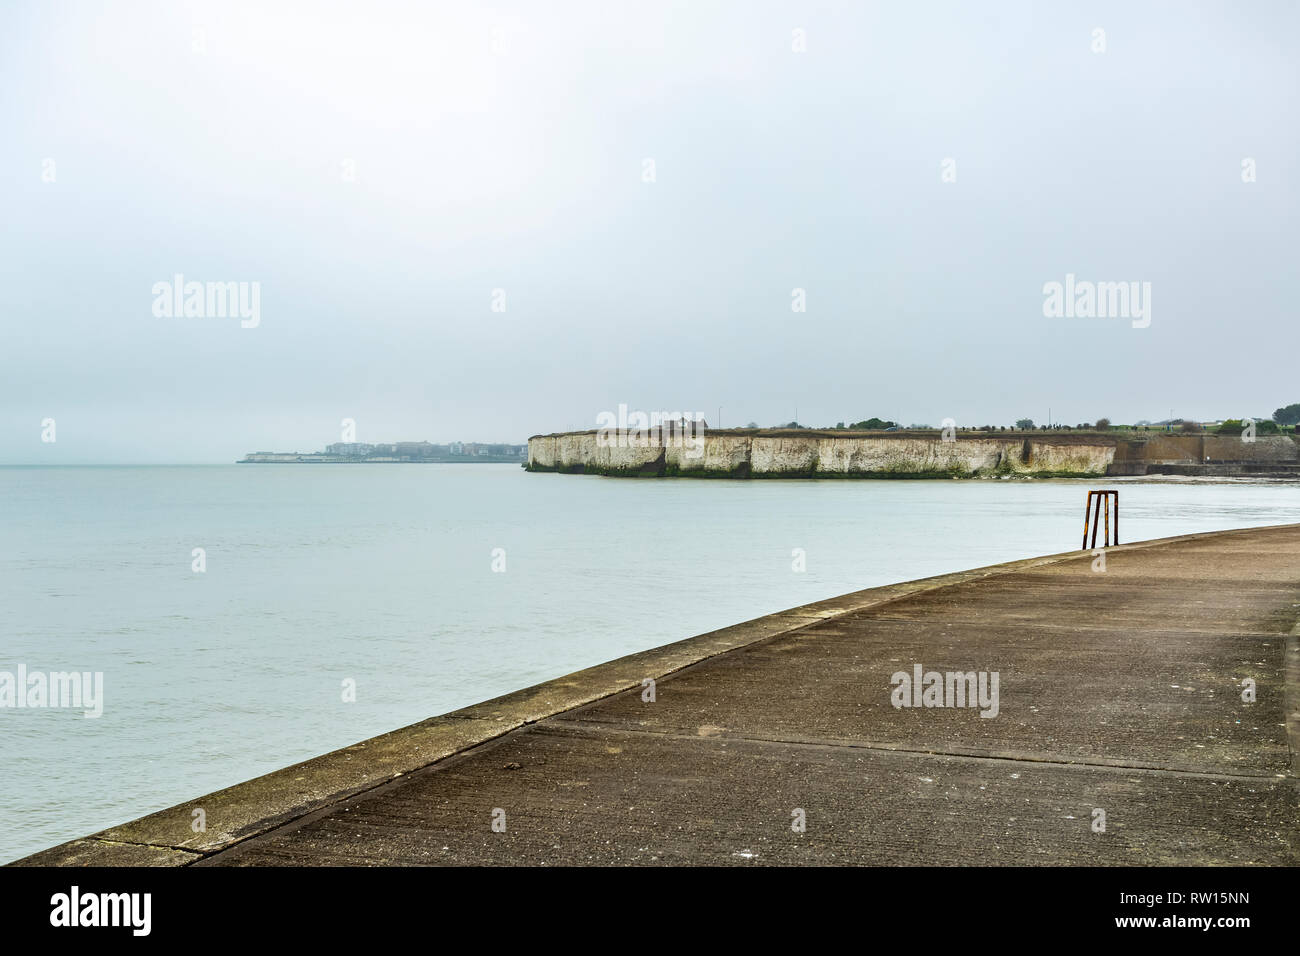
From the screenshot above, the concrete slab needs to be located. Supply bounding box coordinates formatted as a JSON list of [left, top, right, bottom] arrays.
[[552, 619, 1289, 774], [203, 724, 1297, 867]]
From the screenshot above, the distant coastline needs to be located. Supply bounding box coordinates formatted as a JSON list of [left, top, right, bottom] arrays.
[[239, 440, 526, 464]]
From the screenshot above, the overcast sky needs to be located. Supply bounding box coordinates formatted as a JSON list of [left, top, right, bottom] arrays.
[[2, 0, 1297, 462]]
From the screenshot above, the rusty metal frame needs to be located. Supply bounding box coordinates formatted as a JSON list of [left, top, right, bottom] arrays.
[[1082, 490, 1119, 549]]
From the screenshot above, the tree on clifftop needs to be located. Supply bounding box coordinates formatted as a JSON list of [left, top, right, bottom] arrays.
[[1015, 418, 1034, 430], [1273, 403, 1300, 426]]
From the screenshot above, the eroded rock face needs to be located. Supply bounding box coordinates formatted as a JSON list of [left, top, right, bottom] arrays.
[[527, 435, 558, 469], [588, 440, 663, 473], [813, 437, 1009, 475], [1024, 441, 1114, 474], [751, 437, 818, 474], [556, 433, 592, 469], [527, 432, 1118, 477], [679, 434, 749, 474]]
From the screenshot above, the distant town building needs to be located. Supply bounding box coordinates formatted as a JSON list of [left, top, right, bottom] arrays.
[[394, 441, 437, 459], [240, 439, 526, 463], [659, 417, 707, 436], [326, 442, 374, 457]]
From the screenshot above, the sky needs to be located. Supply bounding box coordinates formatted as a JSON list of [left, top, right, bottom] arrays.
[[2, 0, 1297, 462]]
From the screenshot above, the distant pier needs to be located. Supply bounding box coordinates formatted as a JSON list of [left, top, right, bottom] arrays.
[[15, 524, 1300, 866]]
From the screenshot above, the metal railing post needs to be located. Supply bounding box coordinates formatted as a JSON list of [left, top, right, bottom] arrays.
[[1083, 491, 1094, 549], [1083, 490, 1120, 550]]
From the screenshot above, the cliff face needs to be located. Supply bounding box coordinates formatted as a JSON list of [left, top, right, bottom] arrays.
[[527, 429, 1300, 478], [527, 432, 1117, 477]]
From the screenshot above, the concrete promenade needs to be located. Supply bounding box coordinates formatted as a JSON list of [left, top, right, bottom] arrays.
[[16, 524, 1300, 866]]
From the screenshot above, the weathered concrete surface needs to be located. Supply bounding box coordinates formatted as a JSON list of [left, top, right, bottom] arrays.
[[15, 525, 1300, 866], [15, 840, 201, 867]]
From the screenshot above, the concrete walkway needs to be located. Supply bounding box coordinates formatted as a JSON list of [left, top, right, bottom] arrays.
[[17, 525, 1300, 866]]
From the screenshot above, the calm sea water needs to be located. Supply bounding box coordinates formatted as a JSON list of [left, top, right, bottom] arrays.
[[2, 464, 1298, 862]]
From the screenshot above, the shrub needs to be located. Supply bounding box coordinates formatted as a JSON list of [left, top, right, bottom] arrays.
[[1216, 419, 1280, 435]]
